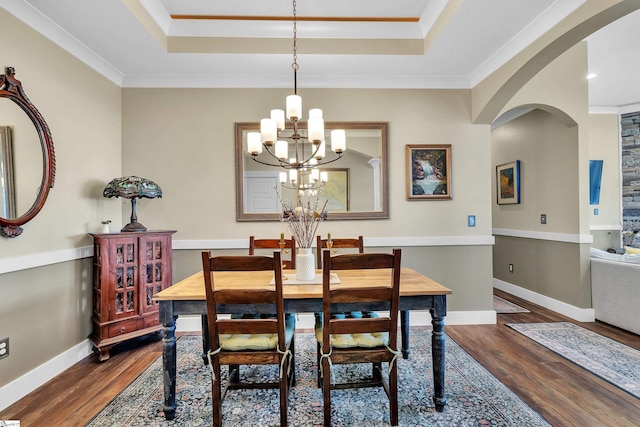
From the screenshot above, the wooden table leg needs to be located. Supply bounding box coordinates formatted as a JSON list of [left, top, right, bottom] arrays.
[[400, 310, 410, 359], [159, 301, 177, 420], [431, 295, 447, 412]]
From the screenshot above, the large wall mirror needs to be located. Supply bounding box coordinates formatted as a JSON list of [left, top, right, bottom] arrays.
[[0, 67, 56, 238], [235, 122, 388, 221]]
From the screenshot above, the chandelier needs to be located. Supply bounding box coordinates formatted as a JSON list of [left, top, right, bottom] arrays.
[[246, 0, 346, 189]]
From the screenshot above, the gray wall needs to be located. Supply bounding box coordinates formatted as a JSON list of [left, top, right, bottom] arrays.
[[0, 9, 122, 387]]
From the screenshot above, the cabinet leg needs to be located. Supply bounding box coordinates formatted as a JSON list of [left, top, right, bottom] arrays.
[[95, 345, 112, 362]]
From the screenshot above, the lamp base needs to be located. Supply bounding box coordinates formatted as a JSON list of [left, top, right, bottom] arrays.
[[121, 197, 147, 232], [121, 222, 147, 232]]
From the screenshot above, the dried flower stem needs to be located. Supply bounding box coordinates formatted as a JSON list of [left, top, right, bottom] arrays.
[[277, 187, 328, 248]]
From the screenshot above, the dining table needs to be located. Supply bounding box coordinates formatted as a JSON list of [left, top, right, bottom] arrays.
[[153, 267, 452, 420]]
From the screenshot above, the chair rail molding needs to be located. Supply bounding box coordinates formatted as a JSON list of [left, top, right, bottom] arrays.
[[492, 228, 593, 244]]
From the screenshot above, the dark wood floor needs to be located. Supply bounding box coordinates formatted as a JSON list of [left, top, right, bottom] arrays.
[[2, 290, 639, 426]]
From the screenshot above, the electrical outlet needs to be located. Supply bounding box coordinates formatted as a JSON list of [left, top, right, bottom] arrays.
[[508, 264, 514, 273], [540, 214, 547, 224], [0, 337, 8, 360]]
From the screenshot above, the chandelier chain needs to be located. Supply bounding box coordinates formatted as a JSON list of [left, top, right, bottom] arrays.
[[246, 0, 346, 192], [292, 0, 298, 93]]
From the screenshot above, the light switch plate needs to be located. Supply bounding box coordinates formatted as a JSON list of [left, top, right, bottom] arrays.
[[468, 215, 476, 227], [541, 214, 547, 224], [0, 337, 8, 360]]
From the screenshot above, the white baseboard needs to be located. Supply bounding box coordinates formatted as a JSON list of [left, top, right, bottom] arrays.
[[0, 339, 94, 412], [493, 279, 595, 322]]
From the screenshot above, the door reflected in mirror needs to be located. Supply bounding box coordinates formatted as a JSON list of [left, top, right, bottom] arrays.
[[0, 105, 43, 220], [0, 126, 16, 218], [235, 122, 388, 221]]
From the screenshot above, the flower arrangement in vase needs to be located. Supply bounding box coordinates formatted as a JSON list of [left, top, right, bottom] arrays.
[[280, 190, 328, 280]]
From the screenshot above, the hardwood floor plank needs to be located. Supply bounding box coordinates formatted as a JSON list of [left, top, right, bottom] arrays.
[[447, 289, 640, 427], [1, 293, 639, 426]]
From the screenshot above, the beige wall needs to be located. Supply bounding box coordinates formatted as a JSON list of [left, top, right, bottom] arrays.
[[491, 43, 594, 308], [492, 109, 580, 233], [121, 87, 495, 311], [122, 88, 493, 240], [0, 10, 121, 387]]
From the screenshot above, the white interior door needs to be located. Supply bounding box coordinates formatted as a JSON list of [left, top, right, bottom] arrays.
[[244, 171, 280, 213]]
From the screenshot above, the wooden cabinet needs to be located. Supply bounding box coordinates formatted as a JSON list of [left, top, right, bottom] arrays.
[[89, 230, 176, 361]]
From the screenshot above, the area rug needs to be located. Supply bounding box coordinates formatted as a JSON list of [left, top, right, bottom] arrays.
[[507, 322, 640, 399], [88, 331, 550, 426], [494, 295, 530, 313]]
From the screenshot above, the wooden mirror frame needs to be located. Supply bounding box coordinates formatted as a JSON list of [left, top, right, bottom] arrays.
[[235, 121, 388, 221], [0, 67, 55, 238]]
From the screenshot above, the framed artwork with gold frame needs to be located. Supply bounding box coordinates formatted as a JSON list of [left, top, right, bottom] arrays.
[[406, 144, 451, 200]]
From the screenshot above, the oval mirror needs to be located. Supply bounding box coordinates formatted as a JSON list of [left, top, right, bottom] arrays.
[[0, 67, 56, 238], [235, 122, 388, 221]]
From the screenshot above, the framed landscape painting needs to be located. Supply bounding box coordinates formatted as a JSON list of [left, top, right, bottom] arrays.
[[321, 168, 349, 212], [496, 160, 521, 205], [406, 144, 451, 200]]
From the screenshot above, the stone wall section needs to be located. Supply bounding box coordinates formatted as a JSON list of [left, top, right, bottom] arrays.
[[621, 112, 640, 235]]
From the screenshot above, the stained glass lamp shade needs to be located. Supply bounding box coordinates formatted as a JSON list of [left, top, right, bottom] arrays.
[[103, 176, 162, 232]]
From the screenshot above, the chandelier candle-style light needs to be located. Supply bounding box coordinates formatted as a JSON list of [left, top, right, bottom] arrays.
[[246, 0, 346, 190]]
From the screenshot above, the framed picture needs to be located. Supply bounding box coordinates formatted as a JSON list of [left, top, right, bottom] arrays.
[[406, 144, 451, 200], [496, 160, 521, 205], [321, 168, 349, 212]]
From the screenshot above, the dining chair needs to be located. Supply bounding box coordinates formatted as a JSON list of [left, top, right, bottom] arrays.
[[315, 235, 364, 268], [201, 251, 295, 427], [315, 249, 402, 427], [316, 235, 412, 360], [250, 235, 297, 269]]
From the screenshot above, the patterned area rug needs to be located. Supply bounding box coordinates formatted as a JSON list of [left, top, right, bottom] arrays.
[[507, 322, 640, 399], [88, 331, 550, 426], [494, 295, 530, 313]]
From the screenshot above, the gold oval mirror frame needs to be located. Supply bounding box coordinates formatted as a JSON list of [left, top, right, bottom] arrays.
[[235, 121, 388, 221], [0, 66, 56, 238]]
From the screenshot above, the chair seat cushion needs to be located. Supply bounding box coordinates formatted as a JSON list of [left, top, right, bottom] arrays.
[[221, 313, 295, 351], [315, 311, 389, 348]]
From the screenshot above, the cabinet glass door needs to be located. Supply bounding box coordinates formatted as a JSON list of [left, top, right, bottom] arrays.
[[139, 234, 171, 314], [110, 237, 138, 320]]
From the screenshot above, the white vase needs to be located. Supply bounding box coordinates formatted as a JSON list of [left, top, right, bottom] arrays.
[[296, 248, 315, 281]]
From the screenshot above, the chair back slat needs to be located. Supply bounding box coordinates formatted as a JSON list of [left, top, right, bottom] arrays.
[[329, 252, 394, 270], [217, 319, 278, 335], [329, 318, 391, 335], [330, 287, 392, 303], [316, 235, 364, 268], [250, 236, 296, 268], [212, 254, 275, 271], [214, 289, 276, 305]]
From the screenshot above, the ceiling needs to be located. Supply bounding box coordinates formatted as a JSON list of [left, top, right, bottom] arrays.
[[3, 0, 639, 112]]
